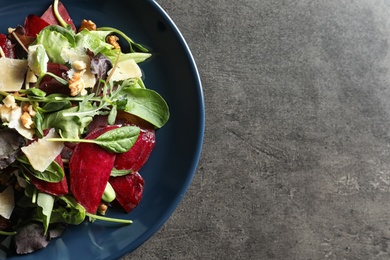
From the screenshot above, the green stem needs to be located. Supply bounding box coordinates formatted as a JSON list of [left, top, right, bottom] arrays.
[[0, 230, 17, 236], [0, 90, 30, 102], [97, 27, 149, 53], [53, 0, 68, 28], [85, 212, 132, 224], [47, 137, 96, 144]]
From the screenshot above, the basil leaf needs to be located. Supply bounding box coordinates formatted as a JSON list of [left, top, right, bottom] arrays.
[[122, 88, 169, 128], [94, 126, 140, 153]]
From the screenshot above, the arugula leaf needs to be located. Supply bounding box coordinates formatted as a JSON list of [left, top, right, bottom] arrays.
[[42, 106, 93, 139]]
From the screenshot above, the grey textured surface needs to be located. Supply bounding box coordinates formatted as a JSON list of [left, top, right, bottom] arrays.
[[124, 0, 390, 259]]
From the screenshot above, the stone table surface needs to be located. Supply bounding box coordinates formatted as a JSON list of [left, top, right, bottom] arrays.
[[124, 0, 390, 259]]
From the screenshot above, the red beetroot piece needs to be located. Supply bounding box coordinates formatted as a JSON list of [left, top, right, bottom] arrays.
[[24, 14, 50, 37], [40, 1, 76, 31], [27, 154, 68, 196], [86, 112, 156, 173], [114, 112, 156, 173], [0, 34, 15, 58], [69, 126, 118, 214], [39, 62, 70, 95], [109, 172, 144, 213]]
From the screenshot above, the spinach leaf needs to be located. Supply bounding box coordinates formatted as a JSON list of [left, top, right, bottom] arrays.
[[33, 111, 44, 138], [18, 156, 65, 183], [94, 126, 140, 153], [48, 126, 140, 153], [39, 100, 72, 113], [122, 88, 169, 128]]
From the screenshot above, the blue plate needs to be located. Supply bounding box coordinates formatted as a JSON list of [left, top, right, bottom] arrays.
[[0, 0, 204, 259]]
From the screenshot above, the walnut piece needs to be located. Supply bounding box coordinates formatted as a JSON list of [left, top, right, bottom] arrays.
[[107, 35, 121, 50], [68, 70, 86, 96], [20, 111, 34, 129], [78, 19, 96, 32]]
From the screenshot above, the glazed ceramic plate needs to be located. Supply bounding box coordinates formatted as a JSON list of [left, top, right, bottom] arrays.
[[0, 0, 204, 259]]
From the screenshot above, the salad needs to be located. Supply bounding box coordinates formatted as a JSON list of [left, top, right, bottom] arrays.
[[0, 0, 169, 255]]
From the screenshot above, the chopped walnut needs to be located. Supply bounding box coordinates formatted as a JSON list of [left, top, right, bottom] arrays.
[[68, 70, 86, 96], [98, 203, 108, 215], [78, 19, 96, 32], [107, 35, 121, 50], [22, 103, 36, 117], [20, 111, 34, 129]]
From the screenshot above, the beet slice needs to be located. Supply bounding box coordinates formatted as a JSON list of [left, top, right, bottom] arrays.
[[0, 34, 15, 58], [39, 62, 70, 95], [114, 112, 156, 173], [24, 14, 50, 37], [69, 126, 118, 213], [40, 1, 76, 31], [27, 154, 68, 196], [109, 172, 144, 213]]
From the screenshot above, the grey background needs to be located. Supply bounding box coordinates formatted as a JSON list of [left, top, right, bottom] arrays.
[[124, 0, 390, 259]]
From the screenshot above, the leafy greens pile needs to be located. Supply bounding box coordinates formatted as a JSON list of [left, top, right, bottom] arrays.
[[0, 0, 169, 255]]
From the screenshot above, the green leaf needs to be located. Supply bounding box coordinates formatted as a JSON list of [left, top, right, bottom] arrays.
[[75, 29, 113, 55], [36, 25, 75, 64], [94, 126, 140, 153], [50, 195, 86, 225], [22, 88, 47, 97], [42, 106, 93, 139], [39, 101, 72, 113], [19, 156, 65, 183], [122, 88, 169, 128], [107, 104, 117, 125], [100, 48, 151, 64], [33, 111, 44, 138], [36, 192, 55, 235]]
